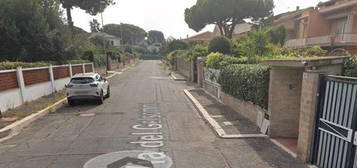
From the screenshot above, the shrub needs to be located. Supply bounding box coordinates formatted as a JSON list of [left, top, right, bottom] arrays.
[[187, 44, 208, 60], [167, 50, 188, 65], [208, 36, 232, 54], [344, 56, 357, 77], [218, 64, 270, 109], [303, 46, 327, 57], [233, 30, 271, 57], [206, 52, 248, 69], [167, 40, 189, 52]]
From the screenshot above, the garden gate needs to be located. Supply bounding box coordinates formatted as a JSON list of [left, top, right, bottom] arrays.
[[313, 75, 357, 168]]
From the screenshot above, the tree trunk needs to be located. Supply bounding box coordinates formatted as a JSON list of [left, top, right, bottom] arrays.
[[66, 7, 74, 30]]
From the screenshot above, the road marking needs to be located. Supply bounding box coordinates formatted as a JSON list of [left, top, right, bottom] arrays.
[[130, 104, 165, 148], [84, 150, 172, 168]]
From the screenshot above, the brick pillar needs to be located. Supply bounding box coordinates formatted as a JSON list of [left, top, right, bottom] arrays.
[[297, 72, 320, 162], [268, 67, 304, 137]]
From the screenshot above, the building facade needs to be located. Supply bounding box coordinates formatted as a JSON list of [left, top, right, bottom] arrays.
[[275, 0, 357, 54]]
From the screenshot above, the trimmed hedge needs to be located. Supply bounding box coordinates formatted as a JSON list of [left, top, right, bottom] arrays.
[[206, 52, 248, 69], [344, 56, 357, 77], [218, 64, 270, 109]]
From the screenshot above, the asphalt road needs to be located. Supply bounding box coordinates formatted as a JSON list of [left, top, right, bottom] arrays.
[[0, 60, 306, 168]]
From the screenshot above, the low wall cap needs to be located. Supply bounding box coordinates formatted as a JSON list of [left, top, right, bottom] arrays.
[[263, 56, 349, 68]]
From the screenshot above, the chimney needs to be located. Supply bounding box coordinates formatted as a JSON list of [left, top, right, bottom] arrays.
[[296, 6, 300, 11]]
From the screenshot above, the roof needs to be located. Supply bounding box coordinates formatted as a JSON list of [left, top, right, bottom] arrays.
[[182, 31, 214, 43], [319, 0, 357, 14], [213, 23, 252, 36], [274, 7, 314, 24], [89, 32, 119, 40], [72, 73, 98, 78]]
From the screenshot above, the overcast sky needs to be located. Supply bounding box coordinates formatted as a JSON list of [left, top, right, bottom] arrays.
[[71, 0, 328, 39]]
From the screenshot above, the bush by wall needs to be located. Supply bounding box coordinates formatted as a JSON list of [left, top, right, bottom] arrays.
[[206, 53, 248, 69], [344, 56, 357, 77], [0, 62, 49, 70], [218, 64, 270, 109], [208, 36, 232, 54]]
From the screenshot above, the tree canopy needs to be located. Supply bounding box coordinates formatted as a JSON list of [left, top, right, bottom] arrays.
[[185, 0, 274, 39], [60, 0, 114, 30], [103, 23, 147, 45], [147, 30, 165, 45], [90, 19, 101, 32]]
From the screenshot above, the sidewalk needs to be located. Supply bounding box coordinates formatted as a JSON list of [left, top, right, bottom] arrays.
[[184, 88, 307, 168], [186, 89, 266, 138]]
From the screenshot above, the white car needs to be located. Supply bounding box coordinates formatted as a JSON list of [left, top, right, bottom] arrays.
[[66, 73, 110, 105]]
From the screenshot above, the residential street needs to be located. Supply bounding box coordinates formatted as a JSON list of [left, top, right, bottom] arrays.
[[0, 60, 306, 168]]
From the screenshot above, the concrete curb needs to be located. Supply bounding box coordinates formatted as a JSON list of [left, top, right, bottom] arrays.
[[183, 89, 267, 139], [0, 70, 122, 143], [170, 73, 186, 81]]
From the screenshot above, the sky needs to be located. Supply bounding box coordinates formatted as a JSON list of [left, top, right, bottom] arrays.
[[71, 0, 328, 39]]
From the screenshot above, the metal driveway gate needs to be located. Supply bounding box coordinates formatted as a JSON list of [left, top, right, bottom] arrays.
[[313, 75, 357, 168]]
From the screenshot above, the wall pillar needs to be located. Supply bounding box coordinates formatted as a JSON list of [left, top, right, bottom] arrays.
[[82, 64, 86, 73], [197, 58, 204, 87], [268, 67, 304, 137], [48, 65, 55, 93], [16, 67, 26, 103], [69, 64, 73, 77], [297, 72, 320, 162]]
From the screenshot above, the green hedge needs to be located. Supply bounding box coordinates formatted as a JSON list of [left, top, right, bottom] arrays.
[[218, 64, 270, 109], [206, 52, 248, 69], [0, 60, 91, 70], [344, 56, 357, 77], [0, 62, 49, 70]]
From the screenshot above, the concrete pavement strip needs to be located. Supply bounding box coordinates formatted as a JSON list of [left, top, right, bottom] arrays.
[[183, 89, 267, 139], [170, 72, 186, 81], [0, 70, 121, 142]]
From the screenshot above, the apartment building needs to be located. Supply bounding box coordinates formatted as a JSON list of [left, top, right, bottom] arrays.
[[275, 0, 357, 54]]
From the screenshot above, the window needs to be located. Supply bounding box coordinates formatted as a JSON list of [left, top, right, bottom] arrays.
[[70, 77, 94, 84], [331, 17, 347, 35]]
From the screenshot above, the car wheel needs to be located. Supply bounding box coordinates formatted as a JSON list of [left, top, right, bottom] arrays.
[[97, 90, 104, 104], [105, 86, 110, 98], [68, 99, 76, 106]]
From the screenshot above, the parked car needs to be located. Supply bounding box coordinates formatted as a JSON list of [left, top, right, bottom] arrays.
[[66, 73, 110, 105]]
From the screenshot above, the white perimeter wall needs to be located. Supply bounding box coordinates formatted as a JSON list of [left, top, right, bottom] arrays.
[[0, 78, 70, 113], [0, 89, 23, 113]]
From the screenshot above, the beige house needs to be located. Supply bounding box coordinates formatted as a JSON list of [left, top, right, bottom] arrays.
[[89, 32, 121, 47]]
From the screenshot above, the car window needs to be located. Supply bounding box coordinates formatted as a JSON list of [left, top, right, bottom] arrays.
[[70, 77, 94, 84]]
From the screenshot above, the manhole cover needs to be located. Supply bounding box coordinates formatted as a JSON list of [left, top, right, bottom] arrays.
[[84, 150, 172, 168], [79, 113, 96, 117]]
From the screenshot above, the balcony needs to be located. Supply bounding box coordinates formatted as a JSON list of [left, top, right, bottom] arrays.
[[285, 34, 357, 48]]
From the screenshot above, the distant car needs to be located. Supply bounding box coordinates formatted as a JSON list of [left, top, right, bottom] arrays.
[[66, 73, 110, 105]]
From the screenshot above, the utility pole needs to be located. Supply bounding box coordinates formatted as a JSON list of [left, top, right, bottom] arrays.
[[101, 12, 108, 74]]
